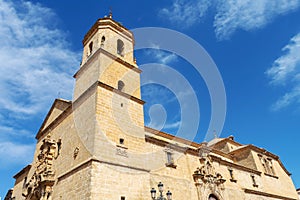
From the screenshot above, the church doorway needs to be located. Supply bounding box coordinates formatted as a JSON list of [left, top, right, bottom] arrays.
[[208, 194, 218, 200]]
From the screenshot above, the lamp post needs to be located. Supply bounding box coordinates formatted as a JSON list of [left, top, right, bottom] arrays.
[[150, 182, 172, 200]]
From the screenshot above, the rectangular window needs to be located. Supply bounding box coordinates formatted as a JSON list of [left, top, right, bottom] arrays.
[[165, 151, 177, 168], [23, 177, 27, 189], [121, 196, 125, 200], [267, 158, 275, 175], [251, 174, 258, 187], [119, 138, 124, 145], [167, 152, 173, 164], [228, 168, 237, 182]]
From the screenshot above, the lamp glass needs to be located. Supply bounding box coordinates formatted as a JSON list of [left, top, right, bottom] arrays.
[[150, 188, 156, 199], [166, 190, 172, 200], [158, 182, 163, 193]]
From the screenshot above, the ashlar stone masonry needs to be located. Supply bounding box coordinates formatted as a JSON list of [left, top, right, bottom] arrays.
[[7, 14, 299, 200]]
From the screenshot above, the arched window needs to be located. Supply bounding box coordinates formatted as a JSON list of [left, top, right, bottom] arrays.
[[101, 36, 105, 47], [118, 80, 125, 91], [208, 194, 218, 200], [117, 39, 124, 56], [89, 41, 93, 54]]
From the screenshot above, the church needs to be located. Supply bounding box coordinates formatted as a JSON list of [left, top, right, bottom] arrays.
[[7, 14, 299, 200]]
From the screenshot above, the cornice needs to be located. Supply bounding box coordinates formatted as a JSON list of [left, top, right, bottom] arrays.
[[97, 81, 145, 105], [13, 165, 32, 179], [229, 145, 291, 176], [211, 137, 243, 148], [36, 80, 144, 140], [36, 99, 71, 138], [83, 17, 133, 46], [144, 126, 200, 148], [211, 155, 261, 175], [244, 188, 297, 200], [145, 135, 194, 154], [57, 158, 149, 182], [74, 47, 141, 79]]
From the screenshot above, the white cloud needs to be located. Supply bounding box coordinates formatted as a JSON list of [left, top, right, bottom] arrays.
[[214, 0, 300, 40], [160, 0, 211, 28], [0, 141, 34, 167], [0, 125, 34, 140], [271, 88, 300, 111], [266, 33, 300, 85], [160, 0, 300, 40], [145, 103, 181, 131], [266, 33, 300, 110], [0, 0, 80, 169], [158, 52, 178, 64], [164, 120, 181, 129], [0, 0, 80, 117], [144, 44, 178, 64]]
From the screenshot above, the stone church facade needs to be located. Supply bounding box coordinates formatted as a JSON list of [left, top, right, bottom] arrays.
[[7, 14, 299, 200]]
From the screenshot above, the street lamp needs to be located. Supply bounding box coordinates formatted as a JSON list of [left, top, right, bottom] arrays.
[[150, 182, 172, 200]]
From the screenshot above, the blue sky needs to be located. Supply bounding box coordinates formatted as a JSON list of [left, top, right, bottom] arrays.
[[1, 0, 300, 197]]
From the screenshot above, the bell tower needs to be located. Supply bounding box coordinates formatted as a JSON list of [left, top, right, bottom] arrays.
[[74, 13, 141, 100], [72, 14, 146, 163]]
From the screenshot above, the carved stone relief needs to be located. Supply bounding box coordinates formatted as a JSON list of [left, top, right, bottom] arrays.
[[116, 147, 128, 157], [193, 147, 226, 200], [73, 147, 79, 159], [23, 136, 58, 200]]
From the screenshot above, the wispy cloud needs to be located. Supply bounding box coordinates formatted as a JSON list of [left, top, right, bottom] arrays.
[[160, 0, 300, 40], [266, 33, 300, 110], [0, 141, 34, 168], [145, 103, 181, 131], [0, 0, 80, 169], [0, 0, 80, 118], [142, 84, 177, 104], [142, 78, 197, 135], [271, 88, 300, 111], [0, 125, 33, 139], [144, 44, 178, 64], [160, 0, 211, 28], [214, 0, 300, 40], [164, 120, 181, 129]]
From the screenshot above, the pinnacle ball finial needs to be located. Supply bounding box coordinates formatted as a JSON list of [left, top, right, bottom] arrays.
[[213, 130, 218, 139], [109, 7, 113, 18]]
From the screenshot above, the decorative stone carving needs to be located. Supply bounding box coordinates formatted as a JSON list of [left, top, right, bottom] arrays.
[[193, 144, 226, 200], [116, 147, 128, 157], [193, 157, 226, 188], [22, 136, 57, 200], [73, 147, 79, 159]]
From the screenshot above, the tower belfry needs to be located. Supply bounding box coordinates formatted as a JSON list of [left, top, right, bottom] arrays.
[[74, 14, 140, 99], [72, 14, 146, 161]]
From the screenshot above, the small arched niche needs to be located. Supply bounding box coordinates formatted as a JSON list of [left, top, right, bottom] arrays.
[[89, 41, 93, 54], [117, 39, 124, 56], [118, 80, 125, 91], [101, 36, 105, 47]]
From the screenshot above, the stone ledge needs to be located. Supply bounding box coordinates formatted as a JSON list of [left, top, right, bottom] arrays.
[[211, 155, 262, 175], [244, 188, 297, 200], [74, 47, 141, 79], [57, 158, 150, 183], [264, 172, 279, 179]]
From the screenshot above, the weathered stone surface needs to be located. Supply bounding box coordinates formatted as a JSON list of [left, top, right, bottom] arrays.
[[9, 15, 298, 200]]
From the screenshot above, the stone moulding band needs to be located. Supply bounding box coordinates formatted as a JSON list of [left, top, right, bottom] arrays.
[[57, 158, 150, 183], [74, 47, 141, 79], [244, 188, 297, 200], [36, 80, 144, 140]]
